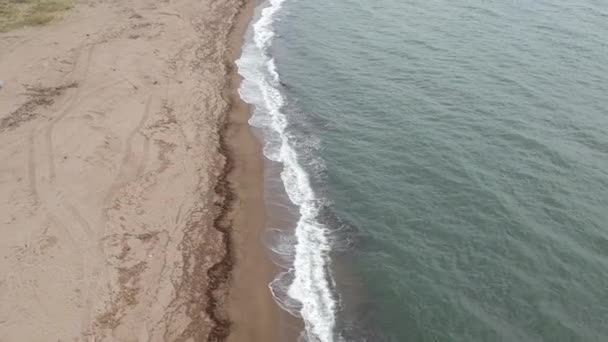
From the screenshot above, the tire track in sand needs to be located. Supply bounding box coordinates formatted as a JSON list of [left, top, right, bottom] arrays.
[[27, 129, 40, 207], [45, 45, 95, 182], [96, 94, 155, 332], [104, 94, 155, 204]]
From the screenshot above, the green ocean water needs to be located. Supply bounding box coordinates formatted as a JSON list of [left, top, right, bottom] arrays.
[[259, 0, 608, 340]]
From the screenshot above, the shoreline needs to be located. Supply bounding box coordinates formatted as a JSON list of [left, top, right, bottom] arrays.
[[224, 0, 289, 341], [233, 0, 342, 339], [225, 0, 310, 340]]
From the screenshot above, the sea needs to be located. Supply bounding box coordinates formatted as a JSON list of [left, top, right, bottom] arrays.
[[236, 0, 608, 341]]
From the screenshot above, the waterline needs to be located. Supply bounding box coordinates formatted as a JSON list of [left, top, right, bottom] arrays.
[[236, 1, 339, 340]]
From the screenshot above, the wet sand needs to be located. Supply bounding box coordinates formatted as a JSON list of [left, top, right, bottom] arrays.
[[225, 1, 283, 341], [225, 1, 311, 340], [0, 0, 279, 340]]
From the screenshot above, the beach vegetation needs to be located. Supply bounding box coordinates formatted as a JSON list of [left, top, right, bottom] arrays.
[[0, 0, 73, 32]]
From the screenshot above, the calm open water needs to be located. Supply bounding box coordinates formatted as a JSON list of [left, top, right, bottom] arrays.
[[238, 0, 608, 340]]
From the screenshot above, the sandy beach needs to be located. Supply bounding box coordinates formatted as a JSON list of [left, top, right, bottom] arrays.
[[0, 0, 279, 340]]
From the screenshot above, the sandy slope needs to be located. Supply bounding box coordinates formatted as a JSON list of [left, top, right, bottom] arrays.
[[0, 0, 246, 340]]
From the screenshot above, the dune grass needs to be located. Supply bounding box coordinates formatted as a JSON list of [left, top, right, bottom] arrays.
[[0, 0, 73, 32]]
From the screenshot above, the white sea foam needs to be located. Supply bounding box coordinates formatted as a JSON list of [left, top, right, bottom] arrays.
[[236, 0, 339, 341]]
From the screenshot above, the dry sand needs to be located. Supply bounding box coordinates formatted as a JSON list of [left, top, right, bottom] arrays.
[[0, 0, 279, 341]]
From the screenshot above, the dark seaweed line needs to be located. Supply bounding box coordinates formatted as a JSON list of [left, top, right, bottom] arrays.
[[205, 110, 236, 342], [205, 1, 249, 341]]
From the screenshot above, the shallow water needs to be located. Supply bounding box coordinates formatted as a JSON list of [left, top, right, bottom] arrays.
[[239, 0, 608, 340]]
